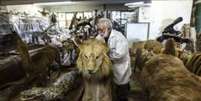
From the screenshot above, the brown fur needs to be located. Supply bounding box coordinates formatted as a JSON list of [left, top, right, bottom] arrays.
[[140, 54, 201, 101], [181, 24, 191, 38], [130, 41, 145, 69], [15, 34, 60, 85], [133, 39, 201, 101], [131, 40, 163, 72], [185, 53, 201, 76], [162, 38, 178, 56], [76, 39, 112, 101], [144, 40, 163, 54]]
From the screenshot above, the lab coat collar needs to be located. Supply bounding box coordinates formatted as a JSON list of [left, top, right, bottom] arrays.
[[108, 29, 116, 40]]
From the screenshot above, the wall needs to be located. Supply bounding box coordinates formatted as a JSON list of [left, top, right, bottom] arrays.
[[139, 0, 193, 40]]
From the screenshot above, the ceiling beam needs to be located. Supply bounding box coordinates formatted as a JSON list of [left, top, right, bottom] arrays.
[[1, 0, 151, 5]]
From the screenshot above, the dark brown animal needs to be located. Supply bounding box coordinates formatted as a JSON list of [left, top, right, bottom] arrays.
[[15, 33, 60, 86]]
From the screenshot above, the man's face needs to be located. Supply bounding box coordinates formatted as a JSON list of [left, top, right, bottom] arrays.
[[97, 26, 109, 38]]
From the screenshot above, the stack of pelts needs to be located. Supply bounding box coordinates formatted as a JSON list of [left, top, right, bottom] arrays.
[[139, 39, 201, 101]]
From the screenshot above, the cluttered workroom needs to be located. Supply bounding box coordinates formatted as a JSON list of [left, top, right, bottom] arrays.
[[0, 0, 201, 101]]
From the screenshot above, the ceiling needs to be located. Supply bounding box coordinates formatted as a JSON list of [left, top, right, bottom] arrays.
[[0, 0, 151, 5]]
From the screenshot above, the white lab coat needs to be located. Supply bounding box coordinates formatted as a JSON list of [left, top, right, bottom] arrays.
[[97, 30, 132, 85]]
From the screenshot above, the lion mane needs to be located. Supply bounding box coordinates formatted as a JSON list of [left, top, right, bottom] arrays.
[[76, 39, 112, 79]]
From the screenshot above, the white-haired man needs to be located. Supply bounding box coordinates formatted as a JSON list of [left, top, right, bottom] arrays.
[[96, 18, 132, 101]]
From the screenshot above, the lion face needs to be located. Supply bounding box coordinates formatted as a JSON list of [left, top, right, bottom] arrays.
[[76, 39, 112, 78]]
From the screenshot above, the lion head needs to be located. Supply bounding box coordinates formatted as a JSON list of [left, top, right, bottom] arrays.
[[76, 39, 112, 79]]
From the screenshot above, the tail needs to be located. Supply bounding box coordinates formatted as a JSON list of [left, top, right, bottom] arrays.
[[163, 38, 178, 56]]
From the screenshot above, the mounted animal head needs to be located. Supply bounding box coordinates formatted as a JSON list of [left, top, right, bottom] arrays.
[[76, 39, 112, 79]]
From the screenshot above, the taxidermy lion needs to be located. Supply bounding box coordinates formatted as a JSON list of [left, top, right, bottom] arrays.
[[19, 39, 112, 101], [76, 39, 112, 101], [135, 39, 201, 101]]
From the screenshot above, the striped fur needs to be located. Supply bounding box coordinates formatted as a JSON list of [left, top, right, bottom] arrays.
[[183, 53, 201, 76]]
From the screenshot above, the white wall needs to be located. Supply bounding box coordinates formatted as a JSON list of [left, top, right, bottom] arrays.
[[139, 0, 193, 40]]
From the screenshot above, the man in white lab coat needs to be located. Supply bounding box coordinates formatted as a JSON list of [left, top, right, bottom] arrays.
[[96, 18, 132, 101]]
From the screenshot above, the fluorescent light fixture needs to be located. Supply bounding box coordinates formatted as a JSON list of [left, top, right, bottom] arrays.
[[34, 1, 79, 6], [125, 1, 151, 8], [125, 1, 144, 6]]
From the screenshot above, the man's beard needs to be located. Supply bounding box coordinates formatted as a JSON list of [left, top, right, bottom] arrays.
[[101, 30, 109, 38]]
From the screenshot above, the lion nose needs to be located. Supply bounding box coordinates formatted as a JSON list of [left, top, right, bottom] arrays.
[[88, 70, 94, 74]]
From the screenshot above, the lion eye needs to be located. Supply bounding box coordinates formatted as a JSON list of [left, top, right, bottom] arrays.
[[84, 55, 88, 59], [96, 55, 100, 59]]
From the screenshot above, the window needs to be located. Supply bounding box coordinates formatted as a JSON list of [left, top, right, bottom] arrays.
[[111, 10, 139, 25], [56, 11, 93, 28], [57, 12, 66, 28]]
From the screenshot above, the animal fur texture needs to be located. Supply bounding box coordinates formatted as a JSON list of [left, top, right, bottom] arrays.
[[144, 40, 163, 54], [130, 40, 163, 72], [184, 52, 201, 76], [162, 39, 201, 77], [30, 45, 60, 84], [19, 39, 113, 101], [20, 71, 78, 101], [15, 33, 31, 76], [76, 39, 112, 79], [130, 41, 145, 67], [133, 38, 201, 101], [15, 34, 60, 85], [130, 40, 163, 57], [140, 54, 201, 101], [76, 39, 112, 101], [162, 38, 178, 56]]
